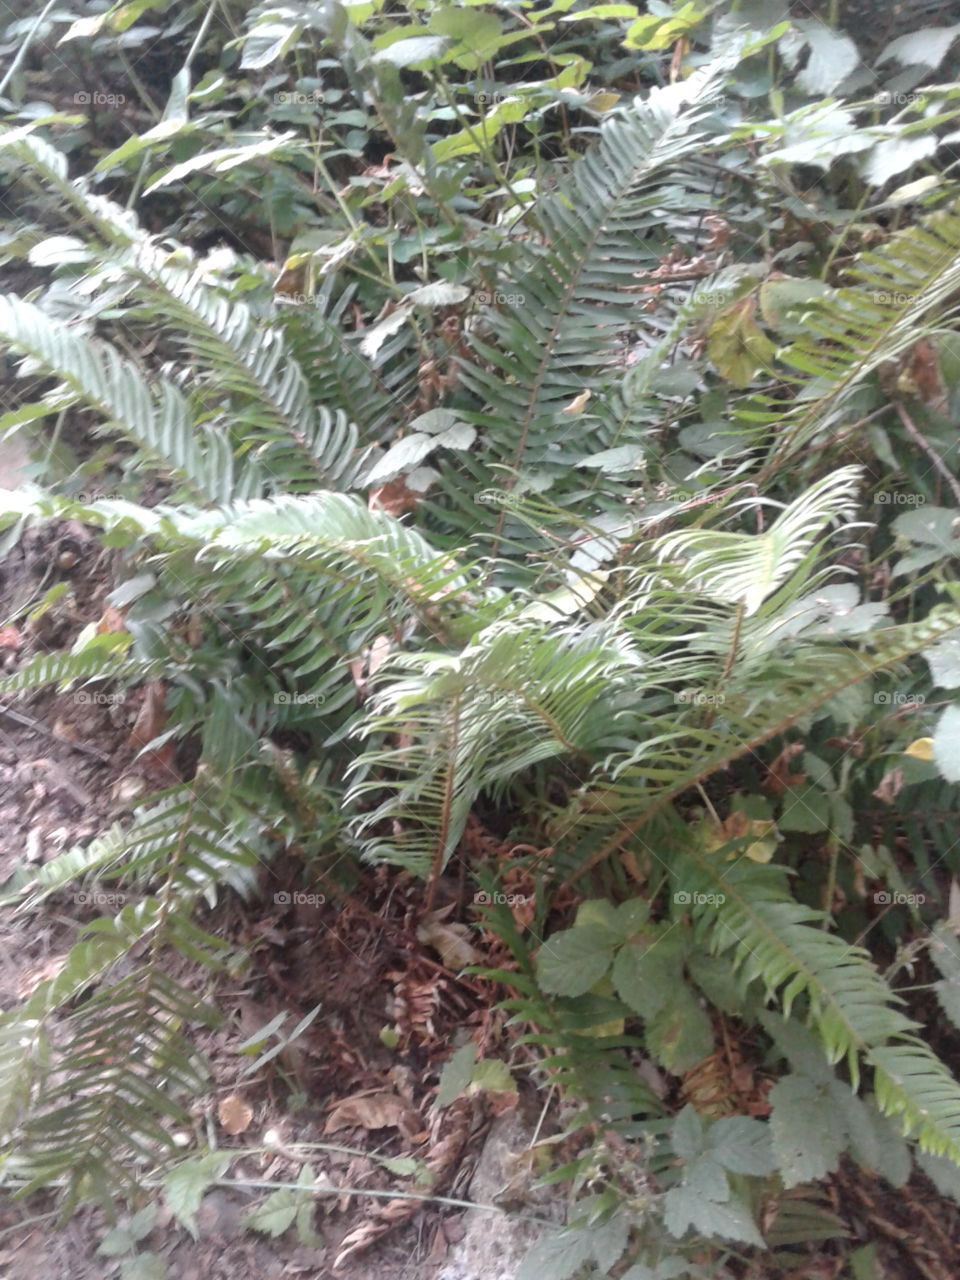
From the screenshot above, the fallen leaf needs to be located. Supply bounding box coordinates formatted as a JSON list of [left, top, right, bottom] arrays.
[[95, 606, 127, 635], [764, 742, 806, 795], [560, 388, 592, 416], [324, 1091, 422, 1137], [217, 1094, 253, 1135], [417, 909, 483, 969], [127, 681, 167, 752], [873, 768, 905, 804], [0, 626, 20, 649], [368, 477, 421, 516]]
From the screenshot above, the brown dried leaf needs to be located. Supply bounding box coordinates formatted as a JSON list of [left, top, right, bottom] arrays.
[[217, 1093, 253, 1135], [95, 606, 127, 635], [873, 767, 905, 805], [416, 910, 483, 970], [764, 742, 806, 795], [368, 477, 421, 516], [127, 681, 167, 752], [324, 1091, 421, 1135]]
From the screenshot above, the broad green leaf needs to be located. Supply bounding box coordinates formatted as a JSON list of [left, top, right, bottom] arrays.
[[437, 1041, 477, 1107], [933, 705, 960, 783], [613, 933, 682, 1019], [536, 923, 619, 997], [372, 36, 450, 67], [794, 20, 859, 94], [930, 922, 960, 1030], [924, 633, 960, 688], [162, 1153, 230, 1237], [644, 987, 713, 1074], [241, 20, 302, 68], [708, 1116, 776, 1176], [243, 1189, 299, 1237], [769, 1075, 847, 1186], [664, 1182, 764, 1247], [878, 26, 960, 70]]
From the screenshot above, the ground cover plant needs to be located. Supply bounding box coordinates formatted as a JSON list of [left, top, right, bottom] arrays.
[[2, 0, 960, 1275]]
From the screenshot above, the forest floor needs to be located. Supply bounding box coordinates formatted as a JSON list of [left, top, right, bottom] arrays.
[[0, 450, 958, 1279]]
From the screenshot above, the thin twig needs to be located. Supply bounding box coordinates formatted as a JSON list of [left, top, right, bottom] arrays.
[[0, 703, 113, 763], [895, 402, 960, 506]]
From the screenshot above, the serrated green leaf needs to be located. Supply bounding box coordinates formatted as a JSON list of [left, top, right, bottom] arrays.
[[769, 1075, 847, 1187], [537, 924, 619, 997]]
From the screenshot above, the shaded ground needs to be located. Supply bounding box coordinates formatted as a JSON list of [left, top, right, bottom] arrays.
[[0, 479, 957, 1277]]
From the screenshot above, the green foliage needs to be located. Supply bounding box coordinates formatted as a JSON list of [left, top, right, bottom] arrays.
[[2, 0, 960, 1274]]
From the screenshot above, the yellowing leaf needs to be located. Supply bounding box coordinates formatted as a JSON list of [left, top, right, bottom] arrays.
[[585, 91, 622, 113], [561, 388, 592, 415], [904, 737, 935, 761], [697, 811, 780, 863], [707, 296, 777, 388]]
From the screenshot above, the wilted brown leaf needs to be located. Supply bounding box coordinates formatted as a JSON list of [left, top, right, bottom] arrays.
[[217, 1093, 253, 1135], [416, 909, 483, 969], [95, 606, 127, 635], [324, 1091, 422, 1138]]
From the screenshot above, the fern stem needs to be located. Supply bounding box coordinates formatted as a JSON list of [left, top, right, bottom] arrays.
[[0, 0, 58, 98], [894, 402, 960, 506]]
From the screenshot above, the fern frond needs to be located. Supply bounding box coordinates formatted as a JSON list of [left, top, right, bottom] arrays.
[[460, 63, 729, 536], [653, 466, 862, 616], [760, 201, 960, 468], [0, 296, 233, 503]]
